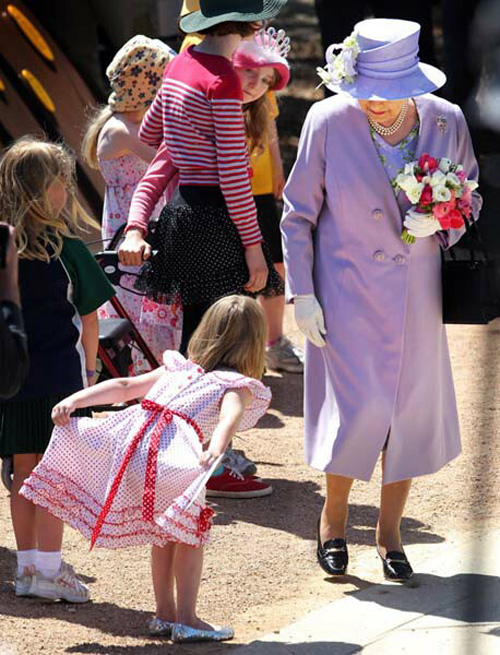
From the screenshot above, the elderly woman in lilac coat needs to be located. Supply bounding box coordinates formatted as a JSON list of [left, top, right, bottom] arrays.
[[281, 19, 481, 581]]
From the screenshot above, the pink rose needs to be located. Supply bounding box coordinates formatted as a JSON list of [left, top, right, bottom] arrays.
[[433, 200, 454, 220], [439, 215, 452, 230], [418, 152, 438, 173], [457, 198, 472, 218], [456, 170, 467, 183], [419, 184, 433, 207], [448, 209, 464, 229]]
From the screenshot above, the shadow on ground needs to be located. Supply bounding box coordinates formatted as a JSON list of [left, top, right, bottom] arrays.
[[65, 640, 363, 655], [211, 481, 444, 548], [348, 572, 500, 626]]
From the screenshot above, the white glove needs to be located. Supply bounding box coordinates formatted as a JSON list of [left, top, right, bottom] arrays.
[[403, 212, 441, 238], [294, 294, 327, 347]]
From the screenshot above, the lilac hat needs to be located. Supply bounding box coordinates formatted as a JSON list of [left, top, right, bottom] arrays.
[[318, 18, 446, 100]]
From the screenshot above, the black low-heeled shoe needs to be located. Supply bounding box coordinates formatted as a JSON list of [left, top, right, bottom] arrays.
[[316, 519, 348, 576], [377, 548, 414, 582]]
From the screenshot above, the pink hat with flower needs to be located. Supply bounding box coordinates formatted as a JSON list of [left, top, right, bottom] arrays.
[[232, 27, 291, 91]]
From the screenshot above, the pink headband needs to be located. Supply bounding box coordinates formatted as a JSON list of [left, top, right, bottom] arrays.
[[233, 27, 291, 91]]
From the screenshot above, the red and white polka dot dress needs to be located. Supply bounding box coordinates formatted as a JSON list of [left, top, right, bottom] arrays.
[[21, 351, 271, 549]]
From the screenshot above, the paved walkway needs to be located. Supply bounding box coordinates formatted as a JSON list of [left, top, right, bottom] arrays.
[[236, 529, 500, 655]]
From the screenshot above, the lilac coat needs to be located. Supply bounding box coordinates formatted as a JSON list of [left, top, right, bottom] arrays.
[[281, 94, 482, 484]]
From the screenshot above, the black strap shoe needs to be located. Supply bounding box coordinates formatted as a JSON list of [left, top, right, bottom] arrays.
[[316, 519, 348, 576], [378, 549, 414, 582]]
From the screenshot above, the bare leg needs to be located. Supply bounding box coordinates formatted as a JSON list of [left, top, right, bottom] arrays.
[[377, 451, 412, 555], [175, 544, 215, 629], [11, 453, 38, 551], [259, 263, 286, 343], [35, 454, 64, 553], [320, 473, 354, 543], [151, 544, 177, 621]]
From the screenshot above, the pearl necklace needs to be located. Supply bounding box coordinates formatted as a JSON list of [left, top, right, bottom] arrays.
[[367, 100, 409, 136]]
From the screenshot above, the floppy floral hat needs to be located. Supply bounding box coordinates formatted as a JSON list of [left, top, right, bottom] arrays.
[[106, 35, 176, 111], [180, 0, 288, 34], [232, 26, 291, 90], [317, 18, 446, 100]]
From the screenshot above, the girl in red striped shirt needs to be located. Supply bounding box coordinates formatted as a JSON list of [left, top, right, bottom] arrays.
[[119, 0, 287, 353]]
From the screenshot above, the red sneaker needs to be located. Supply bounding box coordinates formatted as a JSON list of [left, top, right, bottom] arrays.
[[205, 467, 273, 499]]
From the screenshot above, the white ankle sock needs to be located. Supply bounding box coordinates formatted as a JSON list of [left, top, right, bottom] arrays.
[[36, 550, 62, 579], [16, 549, 37, 576]]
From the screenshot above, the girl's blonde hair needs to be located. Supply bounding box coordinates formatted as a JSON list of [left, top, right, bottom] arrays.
[[243, 69, 280, 157], [0, 136, 99, 262], [188, 295, 267, 379], [81, 105, 114, 169]]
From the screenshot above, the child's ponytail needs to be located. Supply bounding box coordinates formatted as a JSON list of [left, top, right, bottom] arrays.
[[82, 105, 114, 169]]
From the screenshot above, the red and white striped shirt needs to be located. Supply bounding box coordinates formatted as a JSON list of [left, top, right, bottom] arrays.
[[139, 47, 262, 247]]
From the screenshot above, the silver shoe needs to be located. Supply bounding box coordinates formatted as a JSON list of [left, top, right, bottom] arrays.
[[171, 622, 234, 643], [148, 616, 175, 637]]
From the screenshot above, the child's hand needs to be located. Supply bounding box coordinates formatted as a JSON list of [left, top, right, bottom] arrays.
[[118, 229, 151, 266], [199, 447, 224, 469], [52, 400, 77, 426]]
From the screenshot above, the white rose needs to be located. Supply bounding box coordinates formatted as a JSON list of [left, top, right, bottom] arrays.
[[429, 170, 447, 187], [438, 158, 452, 173], [445, 172, 462, 189], [433, 185, 452, 202], [466, 179, 479, 191], [403, 162, 416, 176], [455, 164, 464, 173]]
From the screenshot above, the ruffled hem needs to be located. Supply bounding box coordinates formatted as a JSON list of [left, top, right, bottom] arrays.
[[21, 463, 212, 549]]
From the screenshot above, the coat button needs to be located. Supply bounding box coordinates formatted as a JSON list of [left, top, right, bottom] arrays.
[[372, 208, 384, 221], [373, 250, 386, 262], [393, 254, 406, 265]]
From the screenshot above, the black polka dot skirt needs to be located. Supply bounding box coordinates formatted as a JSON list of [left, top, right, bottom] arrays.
[[135, 186, 284, 306]]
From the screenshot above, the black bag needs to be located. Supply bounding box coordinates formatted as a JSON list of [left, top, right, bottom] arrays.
[[442, 218, 500, 324]]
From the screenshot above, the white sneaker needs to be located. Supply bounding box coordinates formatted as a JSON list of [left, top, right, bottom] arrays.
[[14, 565, 35, 597], [265, 336, 304, 373], [29, 561, 90, 603]]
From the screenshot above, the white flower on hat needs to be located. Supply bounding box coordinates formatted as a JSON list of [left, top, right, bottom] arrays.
[[316, 30, 359, 88]]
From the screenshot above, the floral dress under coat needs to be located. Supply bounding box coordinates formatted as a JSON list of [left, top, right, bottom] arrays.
[[98, 153, 182, 373]]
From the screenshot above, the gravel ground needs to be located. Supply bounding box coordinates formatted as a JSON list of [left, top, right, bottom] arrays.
[[2, 314, 500, 655], [2, 2, 500, 653]]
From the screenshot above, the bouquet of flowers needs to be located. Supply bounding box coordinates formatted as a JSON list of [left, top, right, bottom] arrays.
[[394, 153, 478, 244]]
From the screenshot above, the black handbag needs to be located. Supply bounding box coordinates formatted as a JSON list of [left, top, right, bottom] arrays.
[[442, 218, 500, 324]]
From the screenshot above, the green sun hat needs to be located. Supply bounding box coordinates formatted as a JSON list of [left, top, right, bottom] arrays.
[[180, 0, 288, 34]]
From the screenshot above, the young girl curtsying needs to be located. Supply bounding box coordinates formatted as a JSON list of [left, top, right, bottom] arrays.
[[119, 0, 288, 356], [0, 136, 115, 602], [21, 295, 271, 642], [82, 35, 180, 373]]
